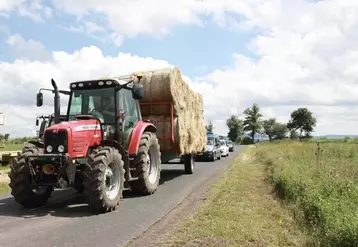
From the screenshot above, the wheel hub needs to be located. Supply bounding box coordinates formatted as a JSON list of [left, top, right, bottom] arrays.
[[104, 164, 120, 200], [147, 146, 159, 184]]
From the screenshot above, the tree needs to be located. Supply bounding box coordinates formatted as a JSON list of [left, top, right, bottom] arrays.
[[287, 108, 316, 140], [226, 115, 244, 142], [4, 133, 9, 141], [289, 129, 299, 140], [272, 122, 288, 140], [262, 118, 276, 142], [243, 103, 263, 142], [205, 120, 214, 132]]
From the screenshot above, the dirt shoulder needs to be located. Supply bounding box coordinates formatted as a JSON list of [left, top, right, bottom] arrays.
[[127, 146, 310, 247]]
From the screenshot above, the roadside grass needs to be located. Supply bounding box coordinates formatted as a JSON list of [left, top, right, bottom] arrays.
[[0, 143, 23, 151], [0, 165, 10, 195], [0, 182, 10, 195], [168, 147, 310, 247], [255, 141, 358, 246]]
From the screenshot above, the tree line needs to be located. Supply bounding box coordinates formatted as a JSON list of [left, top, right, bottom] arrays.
[[205, 103, 317, 143]]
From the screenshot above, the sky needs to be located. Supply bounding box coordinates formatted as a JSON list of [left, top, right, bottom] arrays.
[[1, 0, 358, 137]]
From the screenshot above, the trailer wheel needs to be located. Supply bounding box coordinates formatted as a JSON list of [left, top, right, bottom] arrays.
[[131, 132, 161, 195], [184, 154, 195, 174], [8, 145, 53, 208], [83, 146, 124, 213]]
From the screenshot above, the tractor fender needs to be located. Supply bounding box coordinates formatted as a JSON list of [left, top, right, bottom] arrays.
[[128, 121, 157, 156], [25, 140, 44, 149]]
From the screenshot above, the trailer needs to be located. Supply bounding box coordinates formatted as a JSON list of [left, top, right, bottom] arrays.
[[140, 101, 195, 173]]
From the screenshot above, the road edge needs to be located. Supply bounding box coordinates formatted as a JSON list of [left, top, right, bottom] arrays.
[[125, 146, 247, 247]]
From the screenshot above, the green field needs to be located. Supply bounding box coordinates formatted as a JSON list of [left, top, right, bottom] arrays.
[[256, 140, 358, 246], [0, 143, 23, 151], [309, 137, 358, 144]]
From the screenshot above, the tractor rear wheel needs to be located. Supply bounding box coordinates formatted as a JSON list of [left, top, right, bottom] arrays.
[[83, 146, 125, 213], [130, 132, 161, 195], [8, 144, 53, 208]]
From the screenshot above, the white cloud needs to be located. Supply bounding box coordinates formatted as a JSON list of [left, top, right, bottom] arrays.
[[52, 0, 277, 46], [7, 33, 51, 61], [0, 0, 52, 22]]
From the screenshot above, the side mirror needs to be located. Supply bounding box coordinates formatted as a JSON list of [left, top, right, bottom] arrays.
[[132, 83, 144, 100], [36, 92, 43, 107], [36, 118, 39, 126]]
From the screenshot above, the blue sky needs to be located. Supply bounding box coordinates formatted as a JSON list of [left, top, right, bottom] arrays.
[[0, 9, 259, 78]]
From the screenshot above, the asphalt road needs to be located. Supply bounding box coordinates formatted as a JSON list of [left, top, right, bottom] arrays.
[[0, 146, 246, 247]]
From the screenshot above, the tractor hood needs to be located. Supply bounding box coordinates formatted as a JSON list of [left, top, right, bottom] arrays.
[[46, 119, 101, 132], [44, 119, 102, 157]]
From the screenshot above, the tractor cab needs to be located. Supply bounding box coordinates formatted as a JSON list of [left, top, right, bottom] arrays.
[[65, 76, 144, 146]]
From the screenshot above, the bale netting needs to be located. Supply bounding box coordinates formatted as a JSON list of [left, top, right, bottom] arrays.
[[139, 67, 206, 155]]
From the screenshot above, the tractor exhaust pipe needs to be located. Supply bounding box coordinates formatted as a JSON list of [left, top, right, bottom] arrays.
[[51, 78, 61, 124]]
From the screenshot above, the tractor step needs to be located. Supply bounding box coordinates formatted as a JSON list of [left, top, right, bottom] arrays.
[[128, 177, 138, 181], [129, 168, 136, 171]]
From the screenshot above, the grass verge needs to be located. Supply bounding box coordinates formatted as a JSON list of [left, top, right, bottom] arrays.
[[0, 143, 23, 151], [0, 182, 10, 195], [256, 141, 358, 246], [168, 147, 309, 247], [0, 165, 10, 195]]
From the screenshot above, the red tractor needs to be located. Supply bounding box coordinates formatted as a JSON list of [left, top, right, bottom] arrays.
[[9, 74, 162, 213]]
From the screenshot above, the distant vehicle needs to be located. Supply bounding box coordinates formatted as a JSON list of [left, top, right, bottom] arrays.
[[219, 140, 229, 157], [227, 140, 234, 152], [196, 133, 221, 161]]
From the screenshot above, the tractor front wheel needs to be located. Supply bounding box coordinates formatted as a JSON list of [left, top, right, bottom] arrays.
[[131, 132, 161, 195], [83, 146, 125, 213], [8, 144, 53, 208]]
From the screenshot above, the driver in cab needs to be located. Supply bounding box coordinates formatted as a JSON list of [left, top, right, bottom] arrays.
[[101, 96, 115, 122]]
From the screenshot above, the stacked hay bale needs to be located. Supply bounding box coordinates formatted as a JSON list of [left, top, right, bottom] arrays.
[[138, 67, 206, 155]]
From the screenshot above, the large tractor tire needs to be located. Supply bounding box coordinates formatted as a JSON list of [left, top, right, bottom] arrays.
[[184, 154, 195, 174], [83, 146, 125, 213], [8, 144, 53, 208], [130, 132, 161, 195]]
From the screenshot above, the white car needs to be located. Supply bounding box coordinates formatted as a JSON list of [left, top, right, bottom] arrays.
[[219, 140, 229, 157]]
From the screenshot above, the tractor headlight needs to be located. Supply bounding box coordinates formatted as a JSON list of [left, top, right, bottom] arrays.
[[58, 145, 65, 153], [46, 145, 53, 153]]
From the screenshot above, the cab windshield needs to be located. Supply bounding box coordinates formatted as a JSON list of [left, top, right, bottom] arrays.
[[68, 87, 116, 124]]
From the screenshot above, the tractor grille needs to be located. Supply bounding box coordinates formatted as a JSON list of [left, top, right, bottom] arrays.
[[44, 129, 68, 153]]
